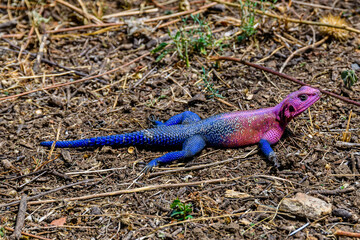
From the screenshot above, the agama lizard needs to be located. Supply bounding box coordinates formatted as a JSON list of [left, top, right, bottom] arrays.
[[41, 86, 320, 172]]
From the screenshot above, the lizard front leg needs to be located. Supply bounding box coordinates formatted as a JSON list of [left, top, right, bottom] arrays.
[[142, 135, 206, 173], [151, 111, 201, 126], [259, 139, 279, 168]]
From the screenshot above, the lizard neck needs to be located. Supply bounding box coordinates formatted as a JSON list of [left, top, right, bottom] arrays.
[[273, 99, 293, 127]]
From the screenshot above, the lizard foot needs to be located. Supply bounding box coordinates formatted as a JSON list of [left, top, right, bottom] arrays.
[[148, 114, 164, 127], [269, 152, 280, 168]]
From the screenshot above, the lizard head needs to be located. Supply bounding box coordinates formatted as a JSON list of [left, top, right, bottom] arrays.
[[277, 86, 321, 122]]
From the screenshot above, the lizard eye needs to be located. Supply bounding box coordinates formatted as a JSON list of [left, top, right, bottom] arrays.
[[299, 94, 308, 101], [289, 105, 295, 112]]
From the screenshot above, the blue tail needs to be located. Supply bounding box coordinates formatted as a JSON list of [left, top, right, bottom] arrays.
[[40, 132, 145, 148], [40, 125, 192, 148]]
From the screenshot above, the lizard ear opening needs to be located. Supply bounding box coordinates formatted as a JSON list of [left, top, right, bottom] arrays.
[[289, 105, 295, 112]]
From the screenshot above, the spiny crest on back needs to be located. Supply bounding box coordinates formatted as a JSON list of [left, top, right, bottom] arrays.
[[277, 86, 321, 122]]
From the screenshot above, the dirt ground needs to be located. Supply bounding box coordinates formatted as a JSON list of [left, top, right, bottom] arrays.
[[1, 0, 360, 239]]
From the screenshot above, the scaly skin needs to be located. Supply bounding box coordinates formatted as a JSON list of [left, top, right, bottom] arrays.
[[41, 86, 321, 172]]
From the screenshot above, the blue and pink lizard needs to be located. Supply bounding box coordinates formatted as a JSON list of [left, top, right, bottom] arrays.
[[41, 86, 321, 172]]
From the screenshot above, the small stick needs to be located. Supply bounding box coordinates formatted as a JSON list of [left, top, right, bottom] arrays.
[[215, 97, 239, 109], [342, 110, 352, 142], [77, 0, 92, 23], [291, 0, 346, 11], [334, 230, 360, 238], [279, 36, 329, 73], [0, 40, 99, 79], [0, 52, 150, 101], [336, 141, 360, 148], [288, 222, 310, 236], [149, 147, 257, 177], [56, 0, 102, 24], [211, 56, 360, 107], [46, 22, 124, 34], [211, 0, 360, 34], [4, 226, 52, 240], [11, 195, 28, 240], [33, 33, 48, 73], [150, 0, 171, 9], [24, 178, 227, 206], [102, 8, 159, 19], [329, 174, 360, 177], [0, 179, 96, 208], [307, 187, 355, 195]]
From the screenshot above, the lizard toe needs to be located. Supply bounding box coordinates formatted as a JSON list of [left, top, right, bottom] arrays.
[[269, 152, 280, 168], [148, 114, 164, 127]]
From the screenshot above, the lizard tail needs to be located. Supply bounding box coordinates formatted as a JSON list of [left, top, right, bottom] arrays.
[[40, 132, 148, 148], [40, 125, 190, 148]]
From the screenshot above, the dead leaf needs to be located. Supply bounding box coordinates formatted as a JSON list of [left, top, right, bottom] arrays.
[[51, 217, 66, 226]]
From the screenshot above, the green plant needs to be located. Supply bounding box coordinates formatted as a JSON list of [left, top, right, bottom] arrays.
[[201, 67, 223, 98], [237, 0, 258, 42], [341, 69, 358, 89], [31, 10, 51, 26], [0, 227, 4, 237], [170, 198, 193, 221], [151, 14, 222, 67]]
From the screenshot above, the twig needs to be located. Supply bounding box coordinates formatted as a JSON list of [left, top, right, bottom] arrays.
[[149, 0, 171, 10], [215, 97, 239, 109], [47, 2, 216, 35], [77, 0, 92, 23], [329, 174, 360, 177], [133, 67, 158, 88], [0, 4, 27, 10], [0, 179, 96, 208], [291, 0, 346, 11], [211, 56, 360, 107], [149, 147, 257, 177], [334, 230, 360, 238], [145, 209, 291, 237], [65, 167, 127, 175], [279, 36, 329, 73], [18, 171, 47, 189], [0, 52, 150, 101], [102, 8, 159, 19], [56, 0, 102, 24], [168, 76, 192, 98], [17, 178, 226, 206], [289, 222, 310, 236], [11, 195, 28, 240], [0, 40, 100, 79], [46, 22, 125, 34], [33, 33, 48, 73], [4, 227, 52, 240], [211, 0, 360, 34], [143, 2, 217, 23], [307, 187, 355, 195], [336, 141, 360, 148]]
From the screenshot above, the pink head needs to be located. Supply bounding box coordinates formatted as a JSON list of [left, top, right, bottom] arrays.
[[276, 86, 321, 123]]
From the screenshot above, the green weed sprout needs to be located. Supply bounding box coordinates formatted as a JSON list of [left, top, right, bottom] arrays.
[[151, 14, 221, 67], [201, 67, 223, 98], [342, 69, 358, 89], [170, 198, 193, 221]]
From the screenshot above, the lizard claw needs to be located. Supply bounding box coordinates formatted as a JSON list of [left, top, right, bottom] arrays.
[[269, 152, 280, 168], [139, 159, 158, 176], [148, 114, 164, 127]]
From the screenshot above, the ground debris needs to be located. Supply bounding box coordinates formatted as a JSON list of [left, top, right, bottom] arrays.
[[280, 193, 332, 219]]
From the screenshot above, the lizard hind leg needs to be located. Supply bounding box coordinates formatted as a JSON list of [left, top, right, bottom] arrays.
[[142, 135, 206, 174], [152, 111, 202, 126]]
